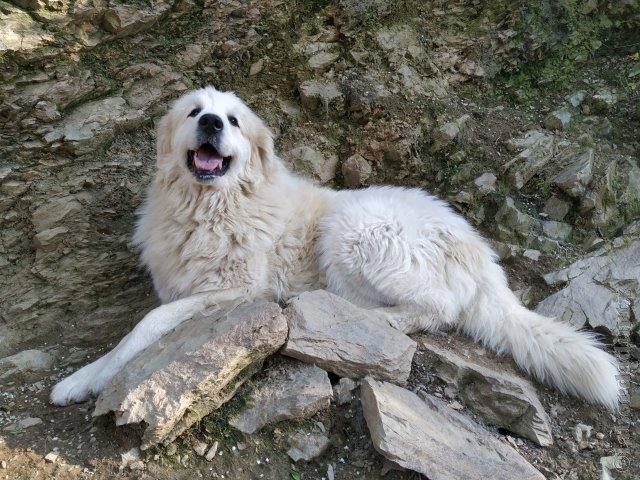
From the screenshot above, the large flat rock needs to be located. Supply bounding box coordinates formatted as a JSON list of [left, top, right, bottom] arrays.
[[361, 378, 545, 480], [93, 302, 288, 449], [229, 359, 332, 434], [282, 290, 416, 383], [420, 338, 552, 446], [536, 237, 640, 337]]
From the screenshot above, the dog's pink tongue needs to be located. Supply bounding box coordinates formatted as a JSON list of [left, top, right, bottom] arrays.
[[194, 149, 222, 170]]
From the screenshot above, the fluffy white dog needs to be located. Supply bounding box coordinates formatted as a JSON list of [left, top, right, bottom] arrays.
[[51, 87, 620, 410]]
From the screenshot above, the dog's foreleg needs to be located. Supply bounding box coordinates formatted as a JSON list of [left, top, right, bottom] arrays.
[[50, 289, 244, 406]]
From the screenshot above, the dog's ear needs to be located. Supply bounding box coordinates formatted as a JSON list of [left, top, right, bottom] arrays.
[[155, 110, 175, 158], [250, 117, 277, 180]]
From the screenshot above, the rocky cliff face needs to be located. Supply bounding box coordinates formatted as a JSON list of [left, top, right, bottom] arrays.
[[1, 0, 639, 478]]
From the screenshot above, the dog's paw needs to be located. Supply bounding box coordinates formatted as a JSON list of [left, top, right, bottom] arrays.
[[50, 366, 103, 406]]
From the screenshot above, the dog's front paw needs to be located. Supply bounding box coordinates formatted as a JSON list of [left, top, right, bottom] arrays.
[[50, 365, 104, 406]]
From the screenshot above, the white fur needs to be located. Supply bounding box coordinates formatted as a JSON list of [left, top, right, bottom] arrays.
[[51, 87, 620, 410]]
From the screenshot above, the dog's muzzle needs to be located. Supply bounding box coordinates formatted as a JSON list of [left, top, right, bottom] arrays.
[[186, 142, 232, 181]]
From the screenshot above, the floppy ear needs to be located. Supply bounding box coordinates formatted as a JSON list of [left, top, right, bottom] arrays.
[[250, 117, 277, 180], [155, 110, 175, 159]]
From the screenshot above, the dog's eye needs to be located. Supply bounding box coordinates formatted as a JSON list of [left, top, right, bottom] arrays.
[[228, 116, 239, 127], [188, 107, 201, 118]]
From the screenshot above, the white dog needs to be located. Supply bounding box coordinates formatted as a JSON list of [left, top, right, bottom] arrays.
[[51, 86, 620, 410]]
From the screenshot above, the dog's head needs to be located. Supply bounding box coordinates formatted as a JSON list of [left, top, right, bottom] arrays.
[[155, 86, 275, 190]]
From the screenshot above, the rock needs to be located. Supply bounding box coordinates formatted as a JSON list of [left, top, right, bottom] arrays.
[[33, 101, 60, 122], [308, 51, 339, 71], [552, 148, 594, 197], [101, 3, 171, 37], [341, 154, 372, 187], [192, 440, 207, 457], [47, 96, 143, 154], [522, 249, 541, 261], [0, 4, 53, 53], [120, 447, 141, 469], [44, 452, 58, 463], [287, 430, 330, 462], [541, 220, 572, 241], [0, 460, 5, 468], [31, 196, 82, 233], [473, 172, 497, 194], [566, 91, 587, 108], [228, 360, 332, 434], [327, 463, 335, 480], [93, 302, 288, 448], [543, 196, 570, 221], [432, 115, 470, 151], [420, 339, 553, 446], [177, 44, 204, 68], [489, 240, 521, 261], [503, 130, 555, 189], [590, 89, 617, 113], [536, 237, 640, 336], [33, 226, 69, 251], [0, 349, 53, 379], [205, 441, 219, 461], [495, 197, 540, 236], [299, 80, 344, 113], [544, 108, 571, 131], [282, 290, 416, 383], [286, 146, 338, 184], [333, 377, 357, 405], [249, 58, 264, 76], [4, 416, 43, 433], [376, 25, 423, 60], [582, 236, 605, 252], [360, 378, 545, 480], [574, 423, 592, 442]]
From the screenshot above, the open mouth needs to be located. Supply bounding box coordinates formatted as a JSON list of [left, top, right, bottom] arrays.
[[186, 142, 232, 181]]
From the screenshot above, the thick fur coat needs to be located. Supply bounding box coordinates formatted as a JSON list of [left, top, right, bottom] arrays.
[[51, 87, 620, 410]]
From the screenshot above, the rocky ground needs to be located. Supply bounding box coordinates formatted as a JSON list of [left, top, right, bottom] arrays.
[[1, 0, 639, 479]]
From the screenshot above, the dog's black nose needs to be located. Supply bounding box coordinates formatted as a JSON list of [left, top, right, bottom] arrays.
[[198, 113, 224, 135]]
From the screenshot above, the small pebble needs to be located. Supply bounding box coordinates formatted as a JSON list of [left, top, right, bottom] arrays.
[[44, 452, 58, 463], [205, 441, 219, 461]]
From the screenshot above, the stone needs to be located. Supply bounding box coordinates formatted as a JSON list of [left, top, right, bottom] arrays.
[[543, 196, 570, 221], [44, 452, 58, 463], [205, 441, 219, 461], [0, 349, 53, 379], [495, 197, 540, 236], [286, 146, 338, 184], [376, 25, 422, 59], [228, 360, 332, 434], [192, 441, 207, 457], [308, 51, 339, 71], [31, 196, 81, 233], [120, 447, 141, 469], [566, 91, 587, 108], [101, 3, 171, 37], [552, 148, 594, 197], [360, 378, 545, 480], [522, 249, 541, 261], [0, 3, 53, 53], [489, 240, 521, 261], [473, 172, 497, 194], [177, 44, 204, 68], [282, 290, 417, 383], [4, 416, 43, 432], [544, 108, 571, 131], [93, 302, 288, 449], [432, 115, 470, 151], [249, 58, 264, 76], [333, 377, 357, 405], [34, 101, 60, 122], [420, 339, 553, 446], [503, 130, 555, 189], [590, 89, 617, 113], [574, 423, 592, 442], [287, 430, 330, 462], [341, 154, 372, 187], [542, 220, 572, 241], [536, 237, 640, 336], [299, 80, 344, 113], [33, 226, 69, 251]]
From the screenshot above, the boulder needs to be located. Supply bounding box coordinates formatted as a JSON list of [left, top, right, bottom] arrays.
[[282, 290, 416, 383], [93, 302, 288, 449], [360, 378, 545, 480], [503, 130, 555, 189], [420, 339, 553, 446], [228, 360, 332, 434], [552, 148, 594, 197], [536, 237, 640, 337]]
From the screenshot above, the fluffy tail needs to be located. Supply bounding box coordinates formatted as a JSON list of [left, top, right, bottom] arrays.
[[458, 272, 621, 410]]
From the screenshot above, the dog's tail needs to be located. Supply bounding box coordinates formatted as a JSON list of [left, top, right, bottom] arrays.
[[458, 263, 621, 410]]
